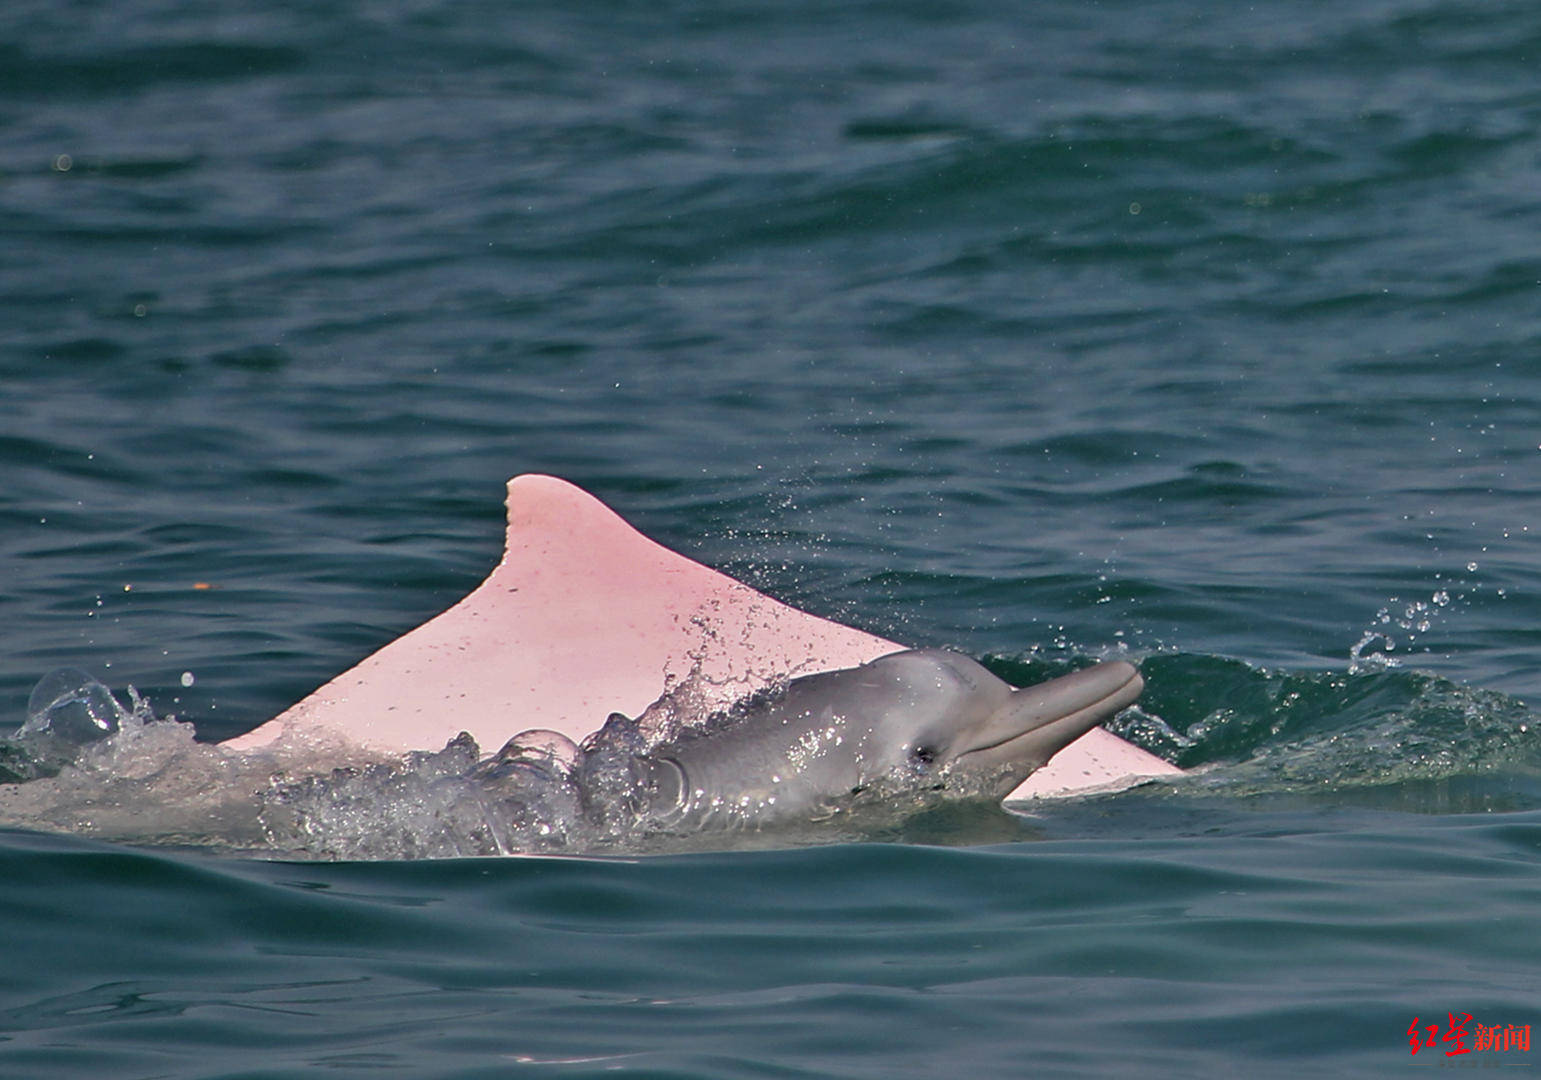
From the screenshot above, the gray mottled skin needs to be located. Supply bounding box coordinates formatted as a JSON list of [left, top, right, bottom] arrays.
[[622, 649, 1144, 831]]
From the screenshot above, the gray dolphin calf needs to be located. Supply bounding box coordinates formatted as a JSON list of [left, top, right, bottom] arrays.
[[590, 649, 1145, 833]]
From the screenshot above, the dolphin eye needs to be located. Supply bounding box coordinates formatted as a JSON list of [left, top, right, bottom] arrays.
[[910, 744, 937, 767]]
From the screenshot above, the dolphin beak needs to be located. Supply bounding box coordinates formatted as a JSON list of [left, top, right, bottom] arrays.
[[959, 661, 1145, 786]]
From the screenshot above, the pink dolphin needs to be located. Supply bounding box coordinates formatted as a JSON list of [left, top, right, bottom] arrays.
[[226, 474, 1177, 800]]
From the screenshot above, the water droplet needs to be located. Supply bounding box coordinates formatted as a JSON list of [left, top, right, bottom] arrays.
[[21, 668, 123, 744], [180, 672, 195, 687]]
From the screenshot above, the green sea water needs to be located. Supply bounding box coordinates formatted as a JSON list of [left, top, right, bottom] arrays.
[[3, 0, 1540, 1074]]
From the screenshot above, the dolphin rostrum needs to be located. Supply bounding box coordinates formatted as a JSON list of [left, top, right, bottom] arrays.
[[588, 649, 1145, 833]]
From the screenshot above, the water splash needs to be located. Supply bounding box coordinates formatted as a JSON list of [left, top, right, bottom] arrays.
[[3, 669, 157, 783], [1129, 651, 1539, 798], [21, 668, 128, 745], [1348, 562, 1497, 675], [4, 653, 1537, 859]]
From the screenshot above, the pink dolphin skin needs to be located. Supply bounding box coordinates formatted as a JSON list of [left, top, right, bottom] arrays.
[[226, 474, 1178, 800]]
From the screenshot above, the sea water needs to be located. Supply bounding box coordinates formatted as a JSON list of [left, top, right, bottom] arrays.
[[2, 0, 1539, 1075]]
